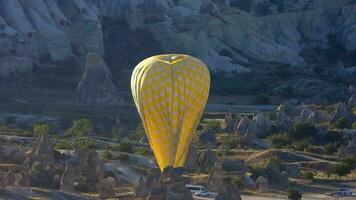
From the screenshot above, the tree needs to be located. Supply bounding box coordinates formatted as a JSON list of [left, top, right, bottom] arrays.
[[287, 189, 302, 200], [328, 163, 352, 178], [33, 123, 50, 135], [290, 122, 317, 140], [65, 118, 94, 137], [334, 117, 349, 129]]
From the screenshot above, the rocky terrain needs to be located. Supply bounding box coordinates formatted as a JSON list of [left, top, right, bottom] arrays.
[[0, 0, 355, 102]]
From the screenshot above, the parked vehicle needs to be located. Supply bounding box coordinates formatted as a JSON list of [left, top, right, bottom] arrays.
[[186, 184, 210, 197], [331, 188, 352, 197]]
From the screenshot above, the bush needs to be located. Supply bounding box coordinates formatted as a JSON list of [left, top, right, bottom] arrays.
[[231, 176, 245, 190], [129, 123, 145, 141], [325, 131, 342, 143], [334, 117, 349, 129], [29, 162, 55, 188], [113, 142, 133, 153], [293, 139, 312, 151], [342, 158, 356, 169], [352, 122, 356, 129], [252, 94, 271, 105], [55, 140, 73, 150], [290, 122, 317, 140], [267, 157, 285, 171], [324, 143, 338, 155], [221, 135, 240, 149], [134, 147, 150, 156], [33, 122, 51, 135], [328, 163, 352, 178], [74, 139, 97, 149], [268, 133, 291, 148], [114, 153, 129, 161], [205, 120, 222, 133], [65, 118, 94, 137], [302, 171, 314, 180], [287, 189, 302, 200], [102, 149, 112, 160]]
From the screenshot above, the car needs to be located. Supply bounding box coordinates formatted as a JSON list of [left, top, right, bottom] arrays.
[[193, 190, 210, 197], [332, 188, 352, 197], [186, 184, 210, 197]]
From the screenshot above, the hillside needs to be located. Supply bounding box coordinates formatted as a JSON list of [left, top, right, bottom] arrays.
[[0, 0, 355, 103]]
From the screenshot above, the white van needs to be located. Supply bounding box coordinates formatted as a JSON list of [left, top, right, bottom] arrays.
[[186, 184, 210, 197]]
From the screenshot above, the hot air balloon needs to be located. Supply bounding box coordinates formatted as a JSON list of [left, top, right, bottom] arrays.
[[131, 54, 210, 172]]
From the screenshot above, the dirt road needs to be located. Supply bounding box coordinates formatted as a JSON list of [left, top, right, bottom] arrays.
[[194, 193, 356, 200]]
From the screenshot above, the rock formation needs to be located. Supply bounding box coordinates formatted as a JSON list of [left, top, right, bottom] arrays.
[[233, 117, 256, 145], [338, 135, 356, 158], [22, 133, 55, 171], [0, 0, 354, 100], [255, 176, 268, 192], [76, 53, 122, 105], [348, 95, 356, 108], [330, 103, 353, 125], [0, 56, 33, 87], [199, 128, 217, 145], [60, 164, 75, 193], [215, 183, 242, 200], [147, 167, 193, 200], [60, 148, 103, 192], [252, 113, 271, 137], [207, 161, 224, 192], [197, 149, 217, 173], [267, 160, 288, 185], [134, 177, 150, 198], [99, 177, 116, 199], [223, 112, 235, 133], [184, 144, 198, 170], [285, 164, 300, 178], [307, 110, 330, 124], [145, 168, 161, 192]]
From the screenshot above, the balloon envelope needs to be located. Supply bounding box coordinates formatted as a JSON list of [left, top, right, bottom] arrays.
[[131, 54, 210, 171]]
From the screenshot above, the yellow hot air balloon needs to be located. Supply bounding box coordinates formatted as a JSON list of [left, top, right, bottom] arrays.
[[131, 54, 210, 171]]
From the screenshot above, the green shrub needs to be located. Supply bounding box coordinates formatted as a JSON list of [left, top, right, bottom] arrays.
[[114, 153, 129, 161], [334, 117, 349, 129], [342, 157, 356, 169], [74, 139, 97, 149], [293, 139, 310, 151], [325, 131, 342, 143], [205, 120, 222, 133], [352, 122, 356, 129], [328, 163, 352, 178], [55, 140, 73, 150], [324, 143, 338, 155], [290, 122, 317, 140], [33, 122, 51, 135], [302, 171, 314, 180], [134, 147, 150, 156], [268, 133, 291, 148], [287, 189, 302, 200], [267, 157, 285, 171], [113, 142, 133, 153], [231, 176, 245, 190], [65, 118, 94, 137], [221, 135, 240, 150], [129, 123, 145, 141], [29, 162, 55, 188], [102, 149, 112, 160], [252, 94, 271, 105]]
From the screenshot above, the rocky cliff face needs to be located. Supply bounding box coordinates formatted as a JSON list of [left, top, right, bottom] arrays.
[[0, 0, 355, 100]]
